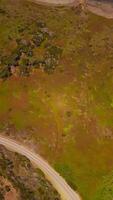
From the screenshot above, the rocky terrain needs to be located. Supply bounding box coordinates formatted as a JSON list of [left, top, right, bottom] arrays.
[[0, 144, 61, 200], [0, 16, 62, 79]]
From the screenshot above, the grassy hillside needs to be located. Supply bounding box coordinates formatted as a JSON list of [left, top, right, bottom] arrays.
[[0, 0, 113, 199]]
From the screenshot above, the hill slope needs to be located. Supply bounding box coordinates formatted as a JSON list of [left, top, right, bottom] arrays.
[[0, 0, 113, 200]]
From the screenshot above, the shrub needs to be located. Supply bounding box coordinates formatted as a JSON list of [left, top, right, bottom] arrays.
[[19, 58, 30, 76], [33, 31, 45, 47], [0, 66, 11, 79]]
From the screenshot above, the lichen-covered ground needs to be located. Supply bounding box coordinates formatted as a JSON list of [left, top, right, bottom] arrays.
[[0, 145, 61, 200], [0, 0, 113, 199]]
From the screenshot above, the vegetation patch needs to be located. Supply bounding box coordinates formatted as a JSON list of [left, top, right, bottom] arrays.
[[0, 16, 63, 78]]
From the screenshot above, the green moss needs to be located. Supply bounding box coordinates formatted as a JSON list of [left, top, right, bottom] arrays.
[[10, 111, 28, 129], [63, 124, 73, 135], [93, 171, 113, 200], [54, 163, 77, 191]]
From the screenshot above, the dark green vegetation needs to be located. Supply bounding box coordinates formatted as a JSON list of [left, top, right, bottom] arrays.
[[0, 8, 62, 78], [93, 171, 113, 200], [0, 0, 113, 199], [0, 145, 61, 200]]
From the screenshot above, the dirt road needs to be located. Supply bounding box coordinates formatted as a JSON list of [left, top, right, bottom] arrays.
[[0, 136, 81, 200], [30, 0, 113, 19], [87, 0, 113, 19], [29, 0, 76, 5]]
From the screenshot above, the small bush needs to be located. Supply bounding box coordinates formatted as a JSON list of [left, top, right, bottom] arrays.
[[0, 66, 11, 79]]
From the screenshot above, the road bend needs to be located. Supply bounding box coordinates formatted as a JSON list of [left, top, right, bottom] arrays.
[[0, 136, 81, 200]]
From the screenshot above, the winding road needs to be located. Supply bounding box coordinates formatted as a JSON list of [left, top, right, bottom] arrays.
[[30, 0, 113, 19], [0, 136, 81, 200], [29, 0, 76, 5]]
